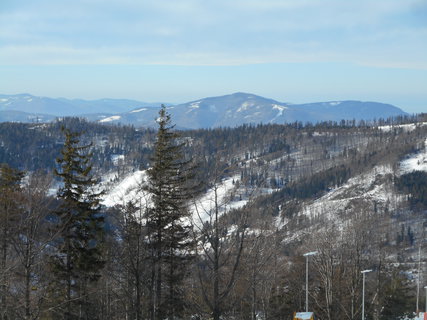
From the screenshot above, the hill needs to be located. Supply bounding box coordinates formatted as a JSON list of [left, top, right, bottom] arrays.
[[0, 92, 408, 128]]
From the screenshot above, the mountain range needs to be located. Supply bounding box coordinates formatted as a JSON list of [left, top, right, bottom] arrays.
[[0, 92, 408, 128]]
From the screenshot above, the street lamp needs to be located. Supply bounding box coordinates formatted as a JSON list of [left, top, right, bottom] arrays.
[[424, 286, 427, 314], [361, 269, 372, 320], [303, 251, 318, 312], [417, 246, 421, 314]]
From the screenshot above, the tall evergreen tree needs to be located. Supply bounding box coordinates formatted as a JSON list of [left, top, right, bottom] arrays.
[[51, 128, 105, 319], [145, 106, 195, 320]]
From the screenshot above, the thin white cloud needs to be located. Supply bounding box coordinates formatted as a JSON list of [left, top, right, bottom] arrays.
[[0, 0, 425, 69], [1, 42, 426, 70]]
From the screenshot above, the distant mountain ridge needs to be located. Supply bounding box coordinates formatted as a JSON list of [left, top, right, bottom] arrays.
[[0, 92, 408, 128], [97, 92, 408, 128], [0, 93, 164, 115]]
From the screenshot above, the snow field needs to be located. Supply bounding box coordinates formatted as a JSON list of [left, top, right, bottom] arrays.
[[101, 170, 248, 226], [400, 138, 427, 173], [190, 175, 248, 227], [102, 170, 149, 207]]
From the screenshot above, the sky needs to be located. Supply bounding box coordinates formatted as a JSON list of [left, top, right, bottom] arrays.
[[1, 0, 426, 113]]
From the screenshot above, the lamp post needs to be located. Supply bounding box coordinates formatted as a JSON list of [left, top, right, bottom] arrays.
[[425, 286, 427, 314], [303, 251, 318, 312], [417, 246, 421, 314], [361, 269, 372, 320]]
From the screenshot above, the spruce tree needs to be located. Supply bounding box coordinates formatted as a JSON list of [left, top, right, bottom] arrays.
[[51, 128, 105, 319], [145, 106, 195, 320]]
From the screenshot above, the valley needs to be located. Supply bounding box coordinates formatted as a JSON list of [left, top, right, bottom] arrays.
[[0, 112, 426, 319]]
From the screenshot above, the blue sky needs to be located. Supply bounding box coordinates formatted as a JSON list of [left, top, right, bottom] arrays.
[[1, 0, 426, 113]]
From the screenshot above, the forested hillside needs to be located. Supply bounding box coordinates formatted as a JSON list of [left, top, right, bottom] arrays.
[[0, 114, 426, 319]]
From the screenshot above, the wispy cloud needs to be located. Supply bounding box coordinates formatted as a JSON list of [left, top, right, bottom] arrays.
[[0, 0, 426, 69]]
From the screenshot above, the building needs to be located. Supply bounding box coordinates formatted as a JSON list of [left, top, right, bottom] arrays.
[[293, 312, 314, 320]]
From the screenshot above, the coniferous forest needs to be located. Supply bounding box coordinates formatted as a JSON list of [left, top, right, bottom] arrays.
[[0, 110, 426, 319]]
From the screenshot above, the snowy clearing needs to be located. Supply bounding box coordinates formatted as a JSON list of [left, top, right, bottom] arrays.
[[101, 170, 247, 225], [400, 138, 427, 174], [190, 175, 247, 227], [102, 170, 149, 207], [277, 165, 398, 230]]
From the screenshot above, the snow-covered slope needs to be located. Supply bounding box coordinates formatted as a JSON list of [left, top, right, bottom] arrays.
[[190, 175, 248, 226], [279, 138, 427, 230], [102, 170, 149, 207], [278, 165, 397, 228], [400, 138, 427, 173], [101, 170, 248, 223]]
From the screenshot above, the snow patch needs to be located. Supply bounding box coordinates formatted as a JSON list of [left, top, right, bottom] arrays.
[[28, 124, 48, 130], [190, 102, 200, 109], [378, 122, 427, 132], [102, 170, 149, 207], [270, 104, 288, 122], [329, 101, 342, 106], [237, 101, 255, 112], [111, 154, 125, 166], [187, 102, 201, 113], [102, 171, 247, 225], [100, 115, 121, 123], [272, 104, 287, 112], [191, 176, 247, 227], [400, 138, 427, 174], [130, 108, 147, 113]]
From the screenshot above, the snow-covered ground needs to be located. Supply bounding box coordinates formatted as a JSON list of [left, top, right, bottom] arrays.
[[400, 138, 427, 174], [101, 170, 248, 224], [190, 175, 247, 226], [278, 136, 427, 230], [99, 115, 121, 123], [102, 170, 149, 207], [237, 101, 255, 112], [404, 313, 426, 320], [270, 104, 288, 122], [285, 165, 395, 225], [378, 122, 427, 132]]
